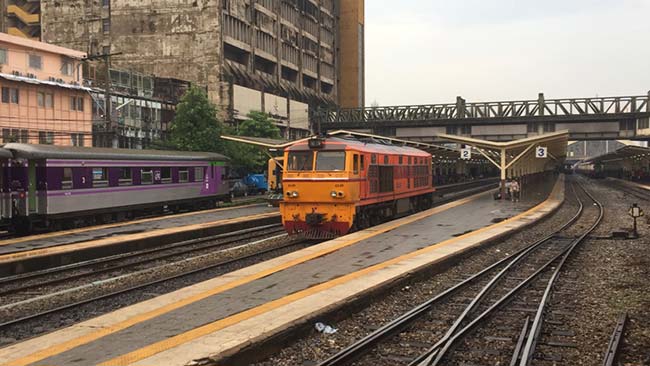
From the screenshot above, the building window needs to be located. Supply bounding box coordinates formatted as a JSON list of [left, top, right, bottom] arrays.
[[28, 54, 42, 69], [102, 19, 111, 33], [102, 0, 110, 7], [20, 129, 28, 143], [119, 167, 132, 186], [61, 57, 74, 76], [71, 133, 85, 146], [102, 45, 111, 55], [0, 48, 6, 64], [62, 168, 73, 189], [38, 92, 54, 108], [141, 168, 153, 184], [70, 96, 85, 111], [2, 87, 19, 104], [38, 131, 53, 144]]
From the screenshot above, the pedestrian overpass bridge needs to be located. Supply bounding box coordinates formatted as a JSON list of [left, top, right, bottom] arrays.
[[317, 93, 650, 142]]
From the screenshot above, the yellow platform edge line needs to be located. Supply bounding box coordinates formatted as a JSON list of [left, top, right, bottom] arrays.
[[102, 189, 561, 366], [0, 203, 265, 247], [5, 191, 487, 366]]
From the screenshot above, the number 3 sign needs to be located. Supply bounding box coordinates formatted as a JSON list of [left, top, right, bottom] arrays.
[[536, 146, 548, 158]]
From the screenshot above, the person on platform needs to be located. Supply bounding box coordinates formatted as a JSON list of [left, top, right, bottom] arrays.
[[511, 179, 520, 202]]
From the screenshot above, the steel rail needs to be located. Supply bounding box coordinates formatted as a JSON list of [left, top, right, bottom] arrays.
[[517, 182, 604, 365], [0, 236, 305, 330], [602, 312, 628, 366], [0, 224, 283, 294], [419, 182, 602, 366], [317, 182, 582, 366]]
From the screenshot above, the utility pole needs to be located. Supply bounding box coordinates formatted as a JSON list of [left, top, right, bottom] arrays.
[[83, 52, 122, 147]]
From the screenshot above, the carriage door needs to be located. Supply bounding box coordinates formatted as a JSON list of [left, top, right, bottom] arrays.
[[200, 164, 217, 195], [28, 161, 36, 214]]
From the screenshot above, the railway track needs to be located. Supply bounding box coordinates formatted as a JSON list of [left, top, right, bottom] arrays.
[[0, 227, 309, 331], [317, 180, 603, 366]]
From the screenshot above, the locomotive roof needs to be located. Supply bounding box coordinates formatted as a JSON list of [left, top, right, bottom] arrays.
[[286, 137, 431, 156], [3, 143, 229, 162]]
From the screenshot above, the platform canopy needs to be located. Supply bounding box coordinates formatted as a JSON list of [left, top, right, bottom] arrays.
[[436, 131, 569, 192], [221, 130, 481, 162]]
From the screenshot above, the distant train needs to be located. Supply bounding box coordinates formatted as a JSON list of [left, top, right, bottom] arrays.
[[280, 136, 434, 238], [0, 143, 230, 232]]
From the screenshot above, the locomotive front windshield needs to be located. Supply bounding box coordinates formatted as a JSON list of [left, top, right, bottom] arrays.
[[287, 151, 314, 171], [316, 151, 346, 171]]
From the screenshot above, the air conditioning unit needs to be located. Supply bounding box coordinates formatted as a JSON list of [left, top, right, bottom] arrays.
[[56, 78, 64, 83], [26, 73, 36, 79], [11, 71, 21, 77], [48, 77, 57, 82]]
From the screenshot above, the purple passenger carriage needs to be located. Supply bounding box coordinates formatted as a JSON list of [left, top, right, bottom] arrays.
[[2, 143, 230, 232]]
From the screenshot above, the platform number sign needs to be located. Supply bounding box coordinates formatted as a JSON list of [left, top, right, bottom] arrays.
[[460, 148, 472, 160], [536, 146, 548, 159]]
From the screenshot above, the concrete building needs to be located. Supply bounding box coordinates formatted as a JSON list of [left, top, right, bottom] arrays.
[[85, 66, 189, 148], [0, 32, 91, 146], [0, 0, 365, 137]]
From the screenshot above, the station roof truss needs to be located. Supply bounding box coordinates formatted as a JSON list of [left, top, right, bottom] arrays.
[[435, 130, 570, 180], [583, 145, 650, 165], [221, 130, 487, 163]]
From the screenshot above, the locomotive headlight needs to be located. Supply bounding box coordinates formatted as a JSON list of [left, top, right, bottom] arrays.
[[330, 190, 337, 197], [338, 191, 345, 197], [291, 191, 299, 198]]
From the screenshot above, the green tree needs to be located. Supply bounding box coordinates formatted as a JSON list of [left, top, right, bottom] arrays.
[[225, 111, 282, 173], [237, 110, 281, 139], [168, 86, 225, 152]]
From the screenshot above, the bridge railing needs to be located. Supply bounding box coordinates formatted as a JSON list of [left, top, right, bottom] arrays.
[[322, 94, 650, 123]]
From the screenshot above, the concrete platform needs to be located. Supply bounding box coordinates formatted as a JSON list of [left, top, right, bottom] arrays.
[[0, 204, 279, 276], [0, 177, 564, 366], [612, 178, 650, 191]]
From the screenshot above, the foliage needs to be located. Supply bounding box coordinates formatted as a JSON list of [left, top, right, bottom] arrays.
[[167, 86, 225, 153], [225, 111, 282, 174]]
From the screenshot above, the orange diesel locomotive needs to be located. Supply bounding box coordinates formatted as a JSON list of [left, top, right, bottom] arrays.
[[280, 136, 434, 238]]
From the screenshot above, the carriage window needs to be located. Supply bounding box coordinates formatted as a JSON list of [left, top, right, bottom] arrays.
[[399, 156, 403, 165], [179, 168, 189, 183], [353, 154, 359, 174], [141, 168, 153, 185], [316, 151, 346, 171], [408, 156, 412, 165], [383, 155, 389, 165], [119, 168, 132, 186], [371, 154, 376, 164], [287, 151, 314, 171], [92, 167, 108, 187], [161, 167, 172, 183], [360, 155, 365, 171], [62, 168, 73, 189], [194, 167, 204, 182]]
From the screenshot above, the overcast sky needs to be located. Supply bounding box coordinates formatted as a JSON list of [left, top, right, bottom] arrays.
[[365, 0, 650, 106]]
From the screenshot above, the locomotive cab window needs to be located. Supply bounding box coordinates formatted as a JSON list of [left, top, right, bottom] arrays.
[[62, 168, 73, 189], [92, 167, 108, 188], [360, 155, 365, 171], [287, 151, 314, 171], [353, 154, 359, 174], [119, 168, 132, 186], [316, 151, 346, 171], [141, 168, 153, 185]]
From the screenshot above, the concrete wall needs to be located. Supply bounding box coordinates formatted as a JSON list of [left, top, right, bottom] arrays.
[[41, 0, 222, 104], [338, 0, 364, 108]]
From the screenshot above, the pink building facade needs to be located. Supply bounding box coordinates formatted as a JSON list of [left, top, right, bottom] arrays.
[[0, 32, 91, 146]]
